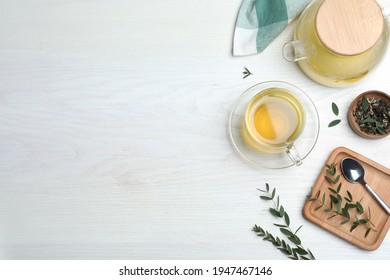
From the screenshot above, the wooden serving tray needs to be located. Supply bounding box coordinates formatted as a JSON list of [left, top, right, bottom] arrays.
[[303, 147, 390, 250]]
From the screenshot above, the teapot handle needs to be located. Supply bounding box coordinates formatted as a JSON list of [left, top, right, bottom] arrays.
[[283, 41, 307, 62]]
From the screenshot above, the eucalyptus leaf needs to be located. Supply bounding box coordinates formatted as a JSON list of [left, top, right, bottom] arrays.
[[322, 193, 326, 204], [294, 225, 303, 235], [328, 119, 341, 127], [271, 188, 276, 199], [336, 183, 342, 193], [356, 201, 364, 214], [273, 223, 288, 228], [330, 195, 339, 204], [362, 117, 376, 124], [325, 176, 334, 184], [336, 200, 342, 213], [332, 102, 339, 116], [280, 228, 294, 237], [357, 219, 368, 225], [342, 207, 350, 219], [279, 205, 285, 218], [326, 168, 336, 176], [269, 208, 281, 217], [362, 96, 369, 111], [350, 222, 359, 232], [284, 212, 290, 226], [307, 249, 315, 259], [328, 187, 338, 194], [293, 247, 308, 255], [376, 126, 387, 135], [289, 235, 301, 246]]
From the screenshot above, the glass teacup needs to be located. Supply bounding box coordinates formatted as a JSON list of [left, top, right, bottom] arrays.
[[229, 81, 320, 169], [243, 87, 306, 165]]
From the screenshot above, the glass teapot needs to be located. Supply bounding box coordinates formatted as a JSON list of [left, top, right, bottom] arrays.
[[283, 0, 389, 87]]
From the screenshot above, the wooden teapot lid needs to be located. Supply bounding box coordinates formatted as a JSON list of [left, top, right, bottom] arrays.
[[316, 0, 384, 56]]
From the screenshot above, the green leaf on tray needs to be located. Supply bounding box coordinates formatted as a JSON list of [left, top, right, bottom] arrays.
[[306, 161, 377, 239]]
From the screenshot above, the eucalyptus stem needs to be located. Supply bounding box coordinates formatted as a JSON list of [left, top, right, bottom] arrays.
[[254, 183, 315, 260]]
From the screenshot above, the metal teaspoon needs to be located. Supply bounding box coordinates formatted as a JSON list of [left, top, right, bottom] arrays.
[[341, 158, 390, 215]]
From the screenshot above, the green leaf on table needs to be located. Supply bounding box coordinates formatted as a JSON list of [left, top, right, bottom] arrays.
[[328, 119, 341, 127], [284, 212, 290, 226], [269, 208, 281, 217], [294, 225, 303, 235], [288, 235, 302, 246], [271, 188, 276, 199], [279, 205, 285, 218], [332, 102, 339, 116], [280, 228, 294, 237], [273, 223, 288, 228], [293, 247, 308, 255]]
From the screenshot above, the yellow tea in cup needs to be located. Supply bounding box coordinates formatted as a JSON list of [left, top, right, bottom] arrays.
[[244, 88, 305, 153]]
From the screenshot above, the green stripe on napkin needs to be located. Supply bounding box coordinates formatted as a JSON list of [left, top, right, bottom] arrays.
[[233, 0, 313, 56]]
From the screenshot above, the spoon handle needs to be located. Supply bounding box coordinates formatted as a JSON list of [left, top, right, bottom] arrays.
[[364, 183, 390, 215]]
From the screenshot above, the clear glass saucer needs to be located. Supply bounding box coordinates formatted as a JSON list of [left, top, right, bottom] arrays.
[[228, 81, 320, 169]]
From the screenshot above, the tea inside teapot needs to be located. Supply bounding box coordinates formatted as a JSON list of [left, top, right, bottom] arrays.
[[283, 0, 389, 87]]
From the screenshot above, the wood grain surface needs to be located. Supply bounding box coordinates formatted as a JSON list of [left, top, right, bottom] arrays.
[[316, 0, 384, 55], [0, 0, 389, 260]]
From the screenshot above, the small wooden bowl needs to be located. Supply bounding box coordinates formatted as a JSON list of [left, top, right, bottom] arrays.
[[347, 90, 390, 139]]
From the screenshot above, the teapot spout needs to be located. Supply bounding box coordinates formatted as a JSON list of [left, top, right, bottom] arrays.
[[283, 40, 308, 62]]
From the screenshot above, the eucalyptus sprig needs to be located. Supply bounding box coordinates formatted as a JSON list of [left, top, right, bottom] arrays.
[[307, 163, 377, 237], [254, 184, 315, 260]]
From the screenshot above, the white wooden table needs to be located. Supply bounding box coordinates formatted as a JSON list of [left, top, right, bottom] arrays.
[[0, 0, 389, 260]]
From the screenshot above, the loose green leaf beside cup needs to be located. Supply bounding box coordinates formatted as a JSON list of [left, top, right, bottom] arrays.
[[329, 102, 341, 127]]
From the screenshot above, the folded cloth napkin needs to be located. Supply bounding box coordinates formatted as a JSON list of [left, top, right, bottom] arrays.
[[233, 0, 313, 56]]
